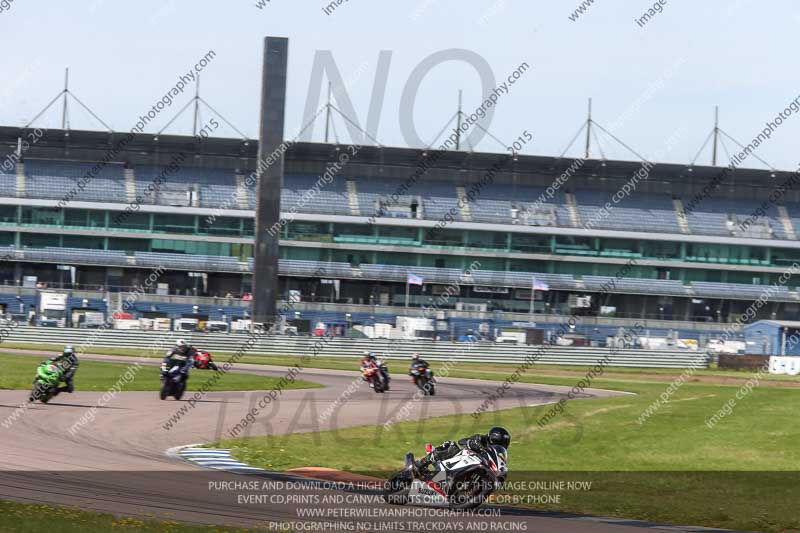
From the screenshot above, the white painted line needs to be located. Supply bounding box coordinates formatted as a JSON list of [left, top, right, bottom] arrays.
[[165, 443, 207, 460]]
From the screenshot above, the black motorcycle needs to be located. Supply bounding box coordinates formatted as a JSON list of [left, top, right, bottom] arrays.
[[410, 363, 435, 396]]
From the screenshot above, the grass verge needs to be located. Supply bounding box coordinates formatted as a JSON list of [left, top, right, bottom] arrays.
[[0, 354, 320, 392], [2, 341, 797, 386], [0, 499, 274, 532], [214, 371, 800, 532]]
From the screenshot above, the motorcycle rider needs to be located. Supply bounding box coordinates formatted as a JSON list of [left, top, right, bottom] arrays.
[[193, 350, 219, 371], [361, 351, 390, 387], [414, 426, 511, 477], [163, 339, 196, 375], [408, 353, 430, 380], [47, 345, 79, 394]]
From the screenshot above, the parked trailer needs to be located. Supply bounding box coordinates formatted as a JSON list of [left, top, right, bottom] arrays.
[[38, 292, 68, 327]]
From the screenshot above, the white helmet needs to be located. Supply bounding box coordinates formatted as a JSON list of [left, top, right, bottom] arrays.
[[176, 339, 187, 348]]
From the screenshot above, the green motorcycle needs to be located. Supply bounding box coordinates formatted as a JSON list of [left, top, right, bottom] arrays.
[[30, 360, 71, 403]]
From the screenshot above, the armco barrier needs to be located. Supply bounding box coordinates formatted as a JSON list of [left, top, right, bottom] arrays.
[[0, 326, 709, 369]]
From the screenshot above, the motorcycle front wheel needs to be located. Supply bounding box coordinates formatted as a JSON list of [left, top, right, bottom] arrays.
[[29, 383, 41, 403], [174, 380, 186, 400], [448, 471, 494, 510], [417, 377, 431, 395], [34, 382, 55, 403], [159, 381, 171, 400]]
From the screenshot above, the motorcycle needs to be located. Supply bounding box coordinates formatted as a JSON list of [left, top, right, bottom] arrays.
[[410, 364, 435, 396], [362, 363, 389, 393], [383, 443, 508, 510], [29, 360, 73, 403], [194, 351, 218, 371], [160, 362, 189, 400]]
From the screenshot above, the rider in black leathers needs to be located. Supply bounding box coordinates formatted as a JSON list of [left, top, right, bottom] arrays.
[[49, 345, 79, 393], [414, 427, 512, 476], [408, 353, 430, 380]]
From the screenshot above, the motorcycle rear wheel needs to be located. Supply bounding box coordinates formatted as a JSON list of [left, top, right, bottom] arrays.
[[383, 471, 411, 506]]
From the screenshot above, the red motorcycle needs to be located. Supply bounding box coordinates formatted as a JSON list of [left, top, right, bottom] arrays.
[[193, 351, 219, 371], [362, 362, 389, 393]]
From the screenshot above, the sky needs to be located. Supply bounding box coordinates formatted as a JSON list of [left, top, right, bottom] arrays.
[[1, 0, 799, 170]]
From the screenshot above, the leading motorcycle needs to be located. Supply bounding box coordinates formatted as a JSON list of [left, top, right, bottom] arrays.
[[383, 444, 508, 510], [29, 360, 74, 403]]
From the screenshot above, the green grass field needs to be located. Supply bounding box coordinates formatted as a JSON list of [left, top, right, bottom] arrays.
[[214, 368, 800, 532], [3, 341, 799, 530], [0, 500, 276, 532], [0, 353, 320, 393]]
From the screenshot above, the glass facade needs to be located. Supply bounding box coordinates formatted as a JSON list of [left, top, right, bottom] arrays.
[[0, 206, 796, 287]]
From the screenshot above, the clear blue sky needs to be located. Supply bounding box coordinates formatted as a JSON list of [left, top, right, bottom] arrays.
[[1, 0, 798, 170]]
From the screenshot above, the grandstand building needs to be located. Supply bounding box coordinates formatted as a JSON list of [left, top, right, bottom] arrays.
[[0, 125, 798, 332]]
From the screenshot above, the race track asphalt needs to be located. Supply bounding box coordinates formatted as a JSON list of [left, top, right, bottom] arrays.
[[0, 352, 679, 532]]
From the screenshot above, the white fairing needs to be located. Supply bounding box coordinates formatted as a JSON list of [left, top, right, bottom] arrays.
[[443, 451, 482, 471]]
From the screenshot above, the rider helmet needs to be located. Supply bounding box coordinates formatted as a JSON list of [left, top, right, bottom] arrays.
[[63, 345, 75, 356], [487, 426, 511, 449], [176, 339, 187, 347], [411, 353, 420, 361]]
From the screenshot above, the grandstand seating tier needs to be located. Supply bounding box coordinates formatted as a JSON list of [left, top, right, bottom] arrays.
[[2, 159, 798, 242]]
